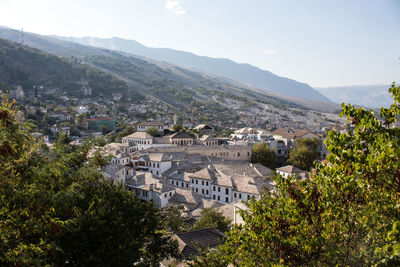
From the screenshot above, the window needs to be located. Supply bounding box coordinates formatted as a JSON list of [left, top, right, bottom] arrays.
[[226, 197, 228, 203], [247, 195, 250, 200], [169, 192, 172, 196], [157, 163, 160, 168], [238, 152, 240, 157], [172, 181, 174, 185], [213, 186, 216, 191], [202, 180, 204, 186], [196, 188, 198, 193], [239, 193, 242, 199], [234, 192, 237, 198], [206, 190, 209, 195], [206, 181, 208, 186], [217, 196, 220, 201], [248, 152, 250, 156], [192, 179, 194, 183], [181, 182, 184, 187], [213, 195, 215, 200], [192, 188, 194, 192], [225, 188, 229, 194], [196, 180, 198, 184], [202, 189, 204, 194], [156, 171, 159, 175], [218, 187, 220, 192], [186, 183, 188, 188], [164, 193, 167, 198]]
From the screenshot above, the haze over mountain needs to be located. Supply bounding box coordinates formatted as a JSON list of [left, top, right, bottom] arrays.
[[55, 36, 331, 103], [315, 84, 393, 108]]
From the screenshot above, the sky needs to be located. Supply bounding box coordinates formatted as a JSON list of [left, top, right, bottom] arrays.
[[0, 0, 399, 87]]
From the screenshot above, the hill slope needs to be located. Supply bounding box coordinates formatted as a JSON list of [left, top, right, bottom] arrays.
[[56, 36, 331, 103]]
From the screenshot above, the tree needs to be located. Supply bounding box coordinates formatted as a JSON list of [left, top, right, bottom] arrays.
[[251, 143, 277, 169], [287, 137, 321, 170], [165, 205, 186, 233], [146, 127, 160, 137], [197, 82, 400, 266], [0, 94, 178, 266], [194, 208, 232, 233], [172, 123, 183, 133]]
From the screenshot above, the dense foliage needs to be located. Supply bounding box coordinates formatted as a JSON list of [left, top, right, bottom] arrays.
[[0, 38, 132, 96], [0, 95, 178, 266], [288, 137, 321, 170], [251, 143, 277, 169], [193, 208, 232, 234], [196, 83, 400, 266]]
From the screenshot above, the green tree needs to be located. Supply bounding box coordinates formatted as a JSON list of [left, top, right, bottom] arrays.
[[194, 208, 232, 233], [165, 205, 186, 233], [197, 82, 400, 266], [172, 123, 183, 133], [251, 143, 277, 169], [0, 94, 178, 266], [146, 127, 160, 137], [287, 137, 321, 170]]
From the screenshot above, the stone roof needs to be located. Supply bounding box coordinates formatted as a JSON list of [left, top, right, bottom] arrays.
[[276, 165, 307, 174], [213, 172, 232, 187], [213, 161, 269, 178], [194, 124, 213, 130], [137, 121, 164, 126], [148, 153, 172, 162], [198, 135, 216, 141], [188, 167, 217, 181], [123, 131, 153, 139], [234, 127, 258, 135], [271, 128, 294, 139], [153, 136, 172, 144], [169, 188, 202, 206], [175, 228, 226, 259], [102, 162, 126, 177], [170, 132, 194, 139], [231, 175, 272, 195]]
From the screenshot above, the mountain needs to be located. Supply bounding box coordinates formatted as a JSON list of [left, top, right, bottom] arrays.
[[315, 84, 392, 108], [0, 27, 339, 112], [55, 36, 331, 103]]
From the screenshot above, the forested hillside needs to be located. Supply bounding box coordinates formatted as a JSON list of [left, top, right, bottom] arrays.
[[0, 38, 135, 98]]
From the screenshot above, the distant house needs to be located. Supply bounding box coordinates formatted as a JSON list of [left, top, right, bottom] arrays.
[[125, 172, 175, 208], [276, 165, 308, 179], [173, 228, 226, 260], [137, 121, 167, 133], [170, 132, 195, 146], [122, 132, 153, 150], [193, 124, 214, 135]]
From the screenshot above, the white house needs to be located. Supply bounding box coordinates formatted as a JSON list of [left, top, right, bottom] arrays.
[[137, 121, 167, 133], [122, 132, 153, 150]]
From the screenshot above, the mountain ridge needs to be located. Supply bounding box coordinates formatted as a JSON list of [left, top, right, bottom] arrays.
[[55, 35, 331, 103]]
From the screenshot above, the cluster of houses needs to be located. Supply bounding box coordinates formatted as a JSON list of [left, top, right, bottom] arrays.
[[99, 121, 319, 225]]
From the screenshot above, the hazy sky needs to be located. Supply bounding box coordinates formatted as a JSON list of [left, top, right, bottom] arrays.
[[0, 0, 399, 87]]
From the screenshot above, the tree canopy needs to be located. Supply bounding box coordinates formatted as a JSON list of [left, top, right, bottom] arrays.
[[251, 143, 277, 169], [196, 83, 400, 266], [0, 94, 178, 266], [194, 208, 232, 234], [288, 137, 321, 170]]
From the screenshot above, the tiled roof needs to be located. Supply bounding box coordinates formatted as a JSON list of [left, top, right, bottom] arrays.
[[169, 188, 202, 206], [194, 124, 213, 130], [276, 165, 307, 174], [188, 167, 217, 181], [170, 131, 194, 139], [123, 132, 153, 139], [137, 121, 164, 126], [271, 128, 294, 139], [175, 228, 226, 259]]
